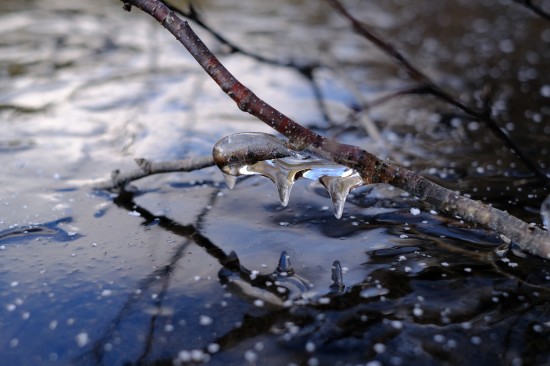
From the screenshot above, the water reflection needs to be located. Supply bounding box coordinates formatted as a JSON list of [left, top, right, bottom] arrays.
[[1, 0, 550, 365]]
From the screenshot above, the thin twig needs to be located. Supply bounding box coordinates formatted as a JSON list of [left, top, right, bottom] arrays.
[[326, 0, 549, 182], [119, 0, 550, 258], [95, 155, 214, 190]]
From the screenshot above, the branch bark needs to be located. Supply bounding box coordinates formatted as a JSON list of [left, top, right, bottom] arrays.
[[119, 0, 550, 258]]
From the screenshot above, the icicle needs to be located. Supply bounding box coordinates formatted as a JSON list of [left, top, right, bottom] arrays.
[[277, 250, 293, 275], [222, 172, 237, 189], [212, 133, 366, 219], [319, 172, 363, 219], [542, 195, 550, 229]]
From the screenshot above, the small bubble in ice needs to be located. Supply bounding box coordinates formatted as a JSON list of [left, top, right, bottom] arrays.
[[22, 312, 30, 320], [49, 320, 58, 330], [410, 208, 420, 215], [128, 210, 141, 217], [104, 343, 113, 351], [279, 221, 290, 227], [164, 324, 174, 332], [464, 267, 472, 272], [10, 281, 19, 287], [430, 210, 437, 215], [306, 341, 315, 353], [75, 332, 89, 347], [199, 315, 213, 325], [0, 245, 5, 250], [541, 85, 550, 97], [6, 304, 16, 311], [441, 262, 449, 267], [366, 361, 382, 366], [413, 307, 423, 317], [318, 297, 331, 304], [10, 338, 19, 348]]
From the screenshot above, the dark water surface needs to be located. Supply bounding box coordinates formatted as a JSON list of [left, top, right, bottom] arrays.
[[1, 0, 550, 365]]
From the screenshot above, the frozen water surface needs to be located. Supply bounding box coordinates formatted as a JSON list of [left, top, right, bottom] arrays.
[[1, 0, 550, 365]]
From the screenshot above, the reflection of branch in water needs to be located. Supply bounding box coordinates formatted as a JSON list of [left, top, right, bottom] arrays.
[[161, 2, 337, 125], [76, 188, 222, 364]]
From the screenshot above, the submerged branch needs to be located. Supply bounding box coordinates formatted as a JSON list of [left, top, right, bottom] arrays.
[[119, 0, 550, 258], [326, 0, 549, 182]]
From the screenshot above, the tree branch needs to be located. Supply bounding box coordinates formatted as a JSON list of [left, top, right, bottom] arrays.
[[95, 155, 214, 190], [119, 0, 550, 258]]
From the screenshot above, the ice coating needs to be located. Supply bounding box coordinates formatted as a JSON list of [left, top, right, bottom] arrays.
[[212, 133, 365, 218]]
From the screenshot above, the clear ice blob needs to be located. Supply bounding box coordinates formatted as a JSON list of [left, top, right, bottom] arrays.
[[213, 133, 365, 218]]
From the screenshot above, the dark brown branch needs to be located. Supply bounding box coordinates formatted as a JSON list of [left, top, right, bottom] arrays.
[[120, 0, 550, 258], [326, 0, 549, 182]]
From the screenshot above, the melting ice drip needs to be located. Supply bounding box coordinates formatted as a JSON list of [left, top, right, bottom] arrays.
[[213, 133, 364, 219]]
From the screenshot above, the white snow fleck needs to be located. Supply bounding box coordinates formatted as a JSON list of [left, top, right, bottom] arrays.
[[253, 299, 264, 307], [75, 332, 89, 347], [390, 320, 403, 329], [190, 349, 205, 362], [470, 336, 482, 345], [207, 343, 220, 353], [199, 315, 213, 326], [101, 289, 112, 297], [373, 343, 386, 353], [399, 234, 409, 239], [10, 281, 19, 287], [128, 210, 141, 217], [410, 208, 421, 215], [244, 350, 258, 362]]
